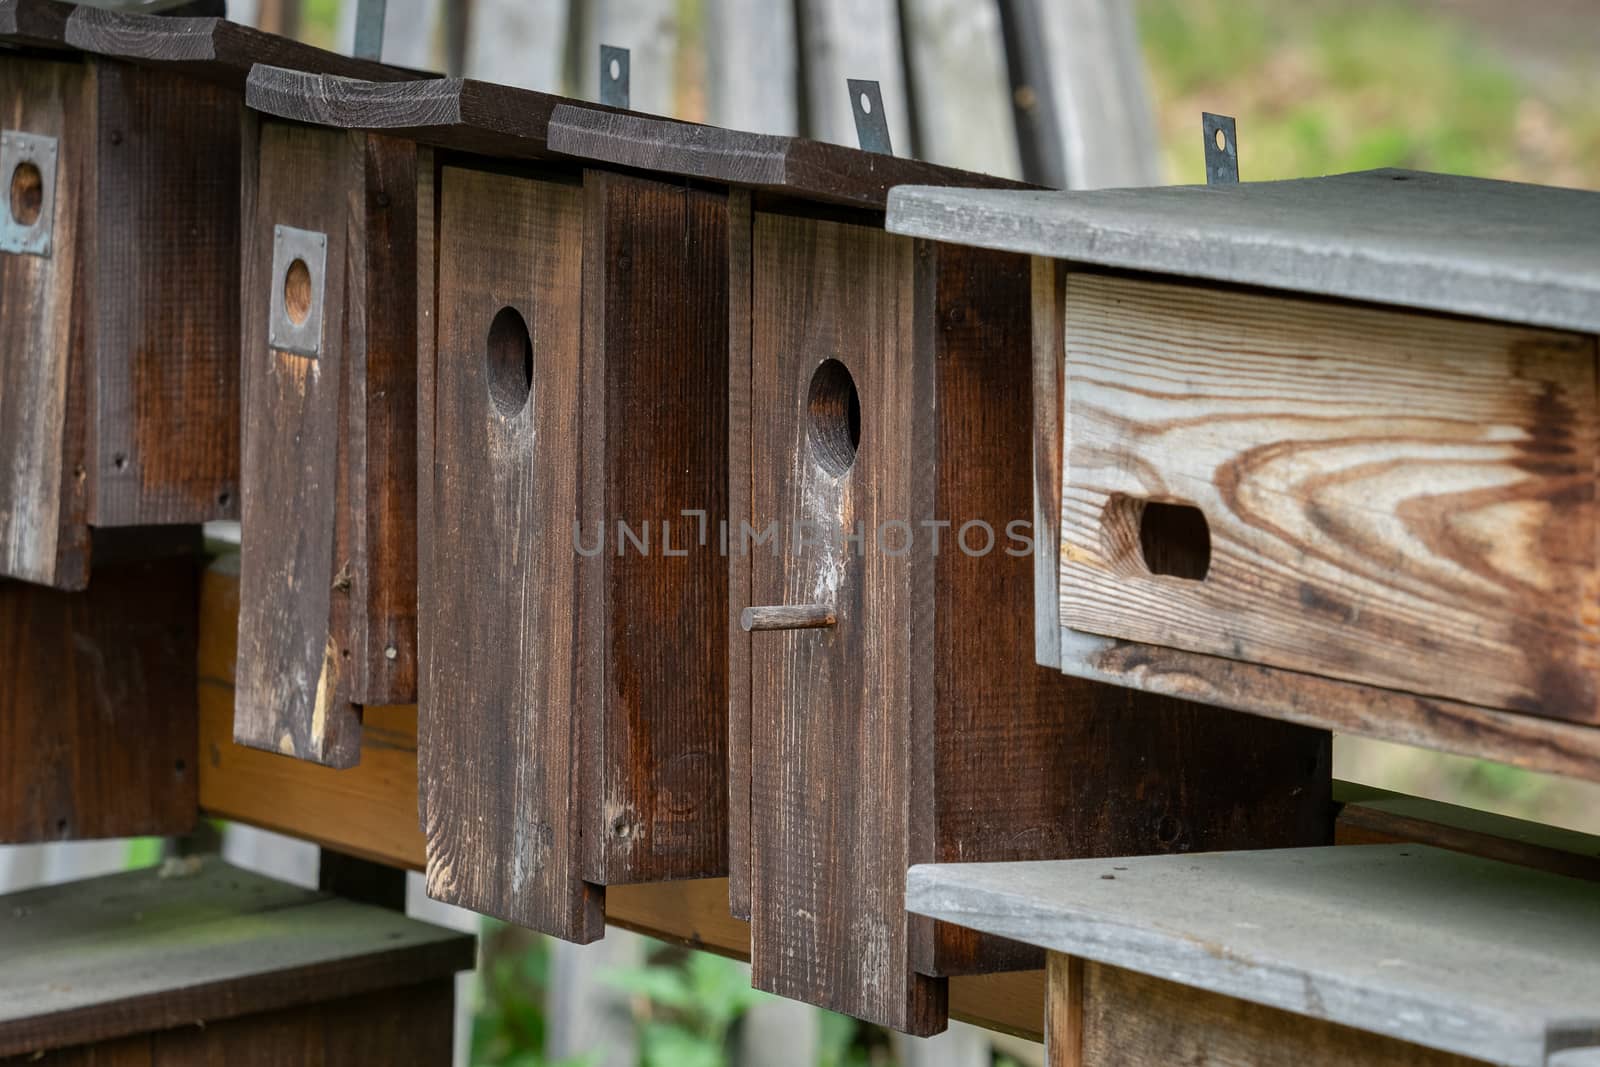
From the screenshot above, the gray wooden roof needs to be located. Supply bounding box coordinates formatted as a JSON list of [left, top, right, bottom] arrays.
[[887, 169, 1600, 334], [906, 844, 1600, 1067]]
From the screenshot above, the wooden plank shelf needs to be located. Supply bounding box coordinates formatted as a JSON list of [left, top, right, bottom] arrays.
[[907, 845, 1600, 1066], [0, 857, 473, 1063]]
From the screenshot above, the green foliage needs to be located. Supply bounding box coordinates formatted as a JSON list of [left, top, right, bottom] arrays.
[[471, 922, 594, 1067], [1138, 0, 1600, 189], [604, 948, 772, 1067]]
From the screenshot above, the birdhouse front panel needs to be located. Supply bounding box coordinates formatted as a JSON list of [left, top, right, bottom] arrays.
[[417, 161, 729, 943], [1057, 273, 1600, 725]]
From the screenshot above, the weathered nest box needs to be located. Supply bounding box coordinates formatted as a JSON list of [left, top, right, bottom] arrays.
[[0, 0, 242, 590], [559, 114, 1335, 1034], [244, 67, 739, 942], [889, 169, 1600, 784], [228, 61, 431, 770], [0, 2, 336, 843]]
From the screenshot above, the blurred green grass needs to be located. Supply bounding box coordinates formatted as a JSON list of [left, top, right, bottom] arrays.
[[1139, 0, 1600, 188]]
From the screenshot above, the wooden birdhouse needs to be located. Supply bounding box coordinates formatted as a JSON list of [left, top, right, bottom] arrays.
[[0, 0, 239, 591], [47, 1, 434, 770], [551, 112, 1336, 1034], [245, 67, 737, 941], [233, 75, 429, 769], [888, 170, 1600, 784]]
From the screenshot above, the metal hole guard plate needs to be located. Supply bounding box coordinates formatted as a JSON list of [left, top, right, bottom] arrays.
[[0, 131, 59, 257], [268, 224, 328, 358]]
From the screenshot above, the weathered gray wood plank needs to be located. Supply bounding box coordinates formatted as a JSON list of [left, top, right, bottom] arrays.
[[1036, 0, 1159, 188], [901, 0, 1019, 178], [706, 0, 797, 135], [908, 845, 1600, 1067], [887, 170, 1600, 335], [797, 0, 911, 151], [0, 858, 474, 1057]]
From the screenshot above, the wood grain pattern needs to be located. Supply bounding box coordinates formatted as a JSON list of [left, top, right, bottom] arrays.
[[0, 55, 91, 589], [419, 163, 728, 938], [1061, 627, 1600, 783], [0, 0, 71, 49], [422, 163, 595, 940], [1030, 257, 1063, 668], [745, 217, 1329, 1035], [63, 6, 432, 89], [748, 213, 940, 1034], [344, 132, 418, 706], [241, 64, 1027, 211], [413, 143, 437, 835], [1059, 273, 1600, 722], [578, 170, 729, 888], [0, 545, 198, 843], [11, 981, 455, 1067], [0, 860, 470, 1059], [726, 188, 754, 922], [1077, 961, 1489, 1067], [235, 123, 358, 767], [1044, 953, 1082, 1067], [547, 105, 1031, 212], [234, 120, 416, 765], [89, 61, 238, 529]]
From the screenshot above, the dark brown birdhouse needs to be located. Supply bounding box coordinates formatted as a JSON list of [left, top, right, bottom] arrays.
[[557, 111, 1336, 1034], [245, 68, 735, 941]]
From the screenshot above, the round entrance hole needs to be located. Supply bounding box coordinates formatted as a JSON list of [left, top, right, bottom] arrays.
[[9, 161, 42, 227], [283, 258, 313, 326], [486, 306, 534, 418], [806, 358, 860, 477]]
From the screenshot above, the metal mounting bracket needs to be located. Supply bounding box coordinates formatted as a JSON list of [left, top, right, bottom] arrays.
[[848, 79, 893, 156], [600, 45, 630, 109], [1203, 113, 1239, 185]]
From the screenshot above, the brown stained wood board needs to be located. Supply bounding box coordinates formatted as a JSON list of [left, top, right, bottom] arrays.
[[421, 161, 728, 939], [89, 61, 238, 529], [748, 213, 938, 1033], [726, 188, 753, 921], [544, 105, 1034, 210], [345, 132, 418, 706], [0, 0, 71, 48], [240, 67, 1027, 212], [61, 7, 432, 90], [0, 54, 91, 589], [9, 982, 458, 1067], [1058, 273, 1600, 723], [235, 122, 358, 766], [579, 169, 728, 887], [0, 859, 473, 1059], [244, 67, 577, 164], [423, 163, 595, 939], [413, 143, 436, 834], [745, 215, 1330, 1035], [0, 547, 198, 843], [1074, 960, 1489, 1067]]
